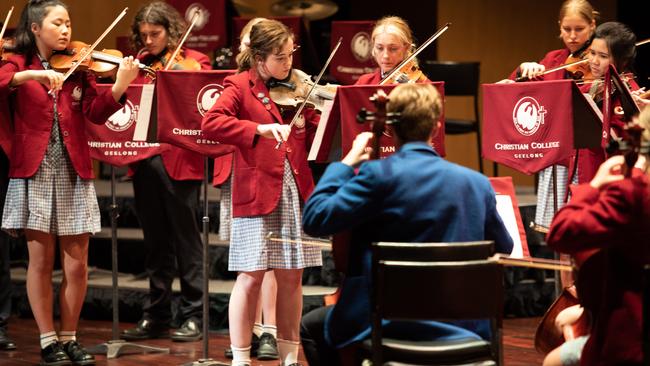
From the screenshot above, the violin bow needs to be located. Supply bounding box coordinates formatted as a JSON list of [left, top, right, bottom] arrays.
[[49, 7, 128, 94], [164, 8, 201, 71], [379, 22, 451, 86], [275, 37, 343, 149], [0, 6, 14, 41]]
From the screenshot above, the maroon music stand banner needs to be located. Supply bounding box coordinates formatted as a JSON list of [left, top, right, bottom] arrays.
[[233, 16, 303, 69], [330, 21, 376, 85], [482, 79, 602, 175], [86, 84, 165, 166], [167, 0, 227, 53], [310, 83, 445, 162], [155, 70, 236, 158]]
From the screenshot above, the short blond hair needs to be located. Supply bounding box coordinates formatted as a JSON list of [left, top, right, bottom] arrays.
[[387, 84, 442, 142]]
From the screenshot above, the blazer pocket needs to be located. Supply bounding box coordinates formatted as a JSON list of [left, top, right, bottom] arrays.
[[233, 167, 256, 205]]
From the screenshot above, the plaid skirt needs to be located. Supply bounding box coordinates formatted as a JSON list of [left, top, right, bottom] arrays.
[[228, 160, 322, 272], [534, 164, 577, 228], [1, 138, 101, 237], [218, 177, 232, 241]]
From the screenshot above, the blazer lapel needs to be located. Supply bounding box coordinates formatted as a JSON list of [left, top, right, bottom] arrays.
[[249, 70, 284, 124]]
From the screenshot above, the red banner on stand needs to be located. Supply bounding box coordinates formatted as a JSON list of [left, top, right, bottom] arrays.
[[86, 84, 165, 166], [167, 0, 227, 53], [329, 21, 376, 85], [156, 70, 236, 158], [233, 16, 304, 69], [309, 83, 445, 162], [482, 79, 602, 175]]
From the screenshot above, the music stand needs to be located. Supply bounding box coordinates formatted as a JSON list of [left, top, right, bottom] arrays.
[[85, 84, 169, 358]]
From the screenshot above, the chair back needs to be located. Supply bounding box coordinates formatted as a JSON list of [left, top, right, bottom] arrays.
[[371, 241, 503, 365], [421, 61, 480, 97]]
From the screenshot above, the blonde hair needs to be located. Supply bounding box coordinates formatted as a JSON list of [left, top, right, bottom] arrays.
[[638, 108, 650, 145], [558, 0, 599, 26], [371, 16, 416, 60], [387, 84, 442, 142], [239, 17, 267, 53], [235, 19, 293, 72]]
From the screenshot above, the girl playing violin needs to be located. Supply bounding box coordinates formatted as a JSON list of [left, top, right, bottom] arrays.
[[201, 19, 321, 366], [569, 22, 640, 185], [503, 0, 599, 231], [120, 1, 212, 343], [217, 16, 281, 362], [0, 0, 138, 364], [544, 106, 650, 366], [355, 16, 429, 85]]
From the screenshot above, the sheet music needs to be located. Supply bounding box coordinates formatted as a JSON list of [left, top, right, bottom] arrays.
[[495, 194, 523, 258], [308, 99, 335, 161], [132, 84, 155, 141]]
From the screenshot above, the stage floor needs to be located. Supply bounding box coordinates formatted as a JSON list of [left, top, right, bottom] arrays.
[[0, 316, 545, 365]]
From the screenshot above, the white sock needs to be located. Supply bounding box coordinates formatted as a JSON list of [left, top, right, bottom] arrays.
[[277, 338, 300, 365], [40, 331, 58, 349], [59, 330, 76, 344], [252, 323, 264, 338], [263, 324, 277, 338], [231, 345, 251, 366]]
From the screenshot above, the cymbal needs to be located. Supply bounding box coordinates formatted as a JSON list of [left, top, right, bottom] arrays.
[[270, 0, 338, 21]]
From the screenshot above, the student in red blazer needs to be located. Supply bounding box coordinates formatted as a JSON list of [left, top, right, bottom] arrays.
[[120, 1, 211, 344], [0, 1, 137, 365], [215, 17, 280, 361], [543, 107, 650, 366], [202, 19, 321, 366], [355, 16, 429, 85]]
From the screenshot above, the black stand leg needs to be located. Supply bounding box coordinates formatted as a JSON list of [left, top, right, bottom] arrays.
[[87, 165, 169, 358], [182, 157, 227, 365]]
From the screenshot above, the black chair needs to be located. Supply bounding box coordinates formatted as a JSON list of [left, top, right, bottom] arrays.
[[421, 61, 496, 176], [367, 241, 503, 366]]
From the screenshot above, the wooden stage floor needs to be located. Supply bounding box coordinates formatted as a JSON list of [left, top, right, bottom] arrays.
[[0, 317, 545, 365]]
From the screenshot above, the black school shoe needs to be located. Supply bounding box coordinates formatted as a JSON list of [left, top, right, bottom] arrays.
[[224, 333, 260, 358], [170, 318, 202, 342], [40, 342, 72, 366], [0, 329, 16, 350], [63, 341, 95, 365], [256, 332, 279, 360], [121, 318, 169, 340]]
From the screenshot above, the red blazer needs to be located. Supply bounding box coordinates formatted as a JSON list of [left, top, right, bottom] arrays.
[[201, 69, 319, 217], [547, 173, 650, 366], [0, 54, 124, 179], [354, 68, 430, 85], [508, 48, 571, 81], [134, 48, 212, 181]]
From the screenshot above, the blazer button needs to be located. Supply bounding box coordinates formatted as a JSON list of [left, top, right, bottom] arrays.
[[286, 147, 292, 153], [62, 131, 69, 137], [293, 169, 299, 175]]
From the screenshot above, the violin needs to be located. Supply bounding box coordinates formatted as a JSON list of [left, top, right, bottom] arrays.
[[379, 22, 450, 86], [268, 68, 337, 113], [143, 48, 202, 71], [564, 43, 593, 81], [49, 40, 155, 78]]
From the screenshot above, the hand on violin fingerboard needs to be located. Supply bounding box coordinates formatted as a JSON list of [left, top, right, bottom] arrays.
[[112, 56, 140, 102]]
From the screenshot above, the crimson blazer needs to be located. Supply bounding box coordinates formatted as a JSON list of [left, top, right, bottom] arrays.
[[508, 48, 571, 81], [547, 173, 650, 366], [201, 69, 319, 217], [135, 48, 212, 181], [0, 54, 124, 179]]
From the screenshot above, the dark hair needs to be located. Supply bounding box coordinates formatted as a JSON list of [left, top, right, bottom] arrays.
[[130, 1, 186, 53], [594, 22, 636, 72], [236, 19, 293, 72], [14, 0, 68, 63]]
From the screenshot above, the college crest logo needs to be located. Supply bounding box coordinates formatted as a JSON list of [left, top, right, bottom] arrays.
[[196, 84, 225, 116], [351, 32, 371, 62], [71, 86, 82, 101], [512, 96, 547, 136], [106, 100, 138, 132], [185, 3, 210, 31]]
